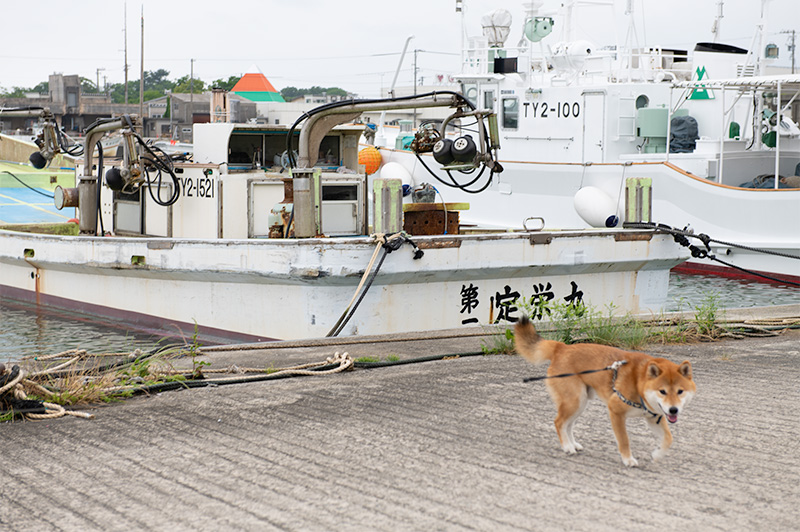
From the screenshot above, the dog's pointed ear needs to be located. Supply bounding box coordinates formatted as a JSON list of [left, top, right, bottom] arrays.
[[646, 363, 661, 379], [678, 361, 693, 379]]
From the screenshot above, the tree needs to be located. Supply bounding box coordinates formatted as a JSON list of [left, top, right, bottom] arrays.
[[280, 86, 349, 101], [280, 86, 301, 101], [32, 81, 49, 94], [1, 87, 30, 97], [173, 75, 205, 94], [211, 75, 240, 91], [143, 69, 174, 93], [80, 77, 96, 93]]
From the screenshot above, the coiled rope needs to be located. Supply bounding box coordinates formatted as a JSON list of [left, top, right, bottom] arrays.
[[0, 365, 94, 420]]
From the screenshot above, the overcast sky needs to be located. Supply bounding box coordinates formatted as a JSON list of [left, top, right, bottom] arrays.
[[1, 0, 798, 97]]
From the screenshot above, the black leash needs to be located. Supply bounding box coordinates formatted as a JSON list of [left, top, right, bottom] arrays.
[[522, 361, 625, 383], [523, 360, 663, 424]]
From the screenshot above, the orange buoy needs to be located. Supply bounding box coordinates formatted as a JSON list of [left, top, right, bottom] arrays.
[[358, 146, 382, 175]]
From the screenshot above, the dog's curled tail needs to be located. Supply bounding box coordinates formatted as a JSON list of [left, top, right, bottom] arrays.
[[514, 315, 556, 365]]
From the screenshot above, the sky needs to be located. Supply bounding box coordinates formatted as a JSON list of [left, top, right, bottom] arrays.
[[1, 0, 798, 98]]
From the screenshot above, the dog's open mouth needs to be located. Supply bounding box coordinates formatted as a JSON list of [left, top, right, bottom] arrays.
[[666, 413, 678, 424]]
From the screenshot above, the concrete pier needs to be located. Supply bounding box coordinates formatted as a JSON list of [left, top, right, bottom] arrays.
[[2, 309, 799, 531]]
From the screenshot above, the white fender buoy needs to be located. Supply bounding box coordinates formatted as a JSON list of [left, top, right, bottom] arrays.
[[573, 186, 620, 228], [378, 161, 414, 195]]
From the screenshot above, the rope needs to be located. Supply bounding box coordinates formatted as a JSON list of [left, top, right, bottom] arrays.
[[0, 366, 95, 421], [103, 352, 355, 396], [326, 232, 423, 337], [624, 221, 800, 287]]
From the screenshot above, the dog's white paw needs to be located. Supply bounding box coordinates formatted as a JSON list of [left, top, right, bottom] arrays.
[[621, 455, 639, 467], [562, 444, 578, 455], [651, 448, 667, 461], [573, 442, 584, 452]]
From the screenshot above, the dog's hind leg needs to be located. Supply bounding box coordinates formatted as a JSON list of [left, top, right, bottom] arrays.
[[563, 386, 590, 452], [551, 382, 588, 454], [647, 416, 673, 461]]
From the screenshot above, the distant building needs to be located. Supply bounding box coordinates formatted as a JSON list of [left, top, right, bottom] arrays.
[[0, 73, 139, 134], [143, 91, 257, 142], [230, 65, 285, 103], [288, 93, 352, 105]]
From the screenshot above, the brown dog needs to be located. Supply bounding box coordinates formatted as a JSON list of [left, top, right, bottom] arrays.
[[515, 316, 696, 466]]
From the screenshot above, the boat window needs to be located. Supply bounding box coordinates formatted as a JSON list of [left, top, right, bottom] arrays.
[[322, 185, 358, 201], [635, 95, 649, 109], [228, 133, 263, 169], [462, 83, 478, 107], [484, 90, 495, 111], [502, 97, 519, 129], [316, 136, 341, 167]]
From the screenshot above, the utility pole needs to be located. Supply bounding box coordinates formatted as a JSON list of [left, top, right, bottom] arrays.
[[124, 1, 129, 104], [139, 5, 144, 131], [96, 68, 105, 92], [190, 58, 194, 125]]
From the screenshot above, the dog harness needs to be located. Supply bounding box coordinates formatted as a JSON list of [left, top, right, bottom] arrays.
[[610, 361, 663, 424], [522, 359, 664, 424]]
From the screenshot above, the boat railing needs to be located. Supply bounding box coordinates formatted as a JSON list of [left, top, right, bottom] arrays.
[[461, 44, 692, 84]]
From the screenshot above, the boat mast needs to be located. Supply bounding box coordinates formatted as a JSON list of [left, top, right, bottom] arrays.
[[710, 0, 724, 43], [376, 35, 414, 146], [622, 0, 640, 82]]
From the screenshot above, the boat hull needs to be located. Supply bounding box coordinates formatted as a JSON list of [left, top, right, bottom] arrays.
[[0, 229, 688, 342], [378, 149, 800, 282]]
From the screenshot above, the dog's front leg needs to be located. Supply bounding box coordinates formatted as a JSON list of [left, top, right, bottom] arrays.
[[647, 416, 673, 461], [609, 410, 637, 467]]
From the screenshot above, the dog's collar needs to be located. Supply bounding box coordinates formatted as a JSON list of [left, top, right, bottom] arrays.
[[611, 362, 663, 424]]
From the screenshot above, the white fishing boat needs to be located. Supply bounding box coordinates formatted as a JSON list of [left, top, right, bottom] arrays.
[[0, 94, 687, 342], [374, 0, 800, 285]]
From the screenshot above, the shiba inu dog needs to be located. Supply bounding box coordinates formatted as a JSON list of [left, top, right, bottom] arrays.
[[515, 316, 696, 467]]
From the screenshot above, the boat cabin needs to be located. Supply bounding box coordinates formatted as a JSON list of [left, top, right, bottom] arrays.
[[95, 123, 368, 239]]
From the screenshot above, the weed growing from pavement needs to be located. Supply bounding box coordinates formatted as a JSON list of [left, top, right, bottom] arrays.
[[489, 291, 729, 353], [693, 292, 725, 339], [481, 328, 515, 355]]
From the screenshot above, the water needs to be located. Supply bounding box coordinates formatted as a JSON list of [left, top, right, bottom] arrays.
[[665, 272, 799, 312], [1, 273, 798, 362], [0, 298, 163, 362]]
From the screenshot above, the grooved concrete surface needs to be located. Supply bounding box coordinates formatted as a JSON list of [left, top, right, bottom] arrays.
[[2, 330, 799, 531]]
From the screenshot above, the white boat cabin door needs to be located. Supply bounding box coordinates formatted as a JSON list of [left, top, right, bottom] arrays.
[[582, 91, 605, 163]]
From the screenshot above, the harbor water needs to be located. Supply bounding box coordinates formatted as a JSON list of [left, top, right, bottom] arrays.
[[1, 272, 798, 361]]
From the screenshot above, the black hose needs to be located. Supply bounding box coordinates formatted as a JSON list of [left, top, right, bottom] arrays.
[[327, 246, 389, 337], [0, 170, 54, 198], [96, 141, 105, 236], [285, 91, 475, 169], [414, 151, 494, 194], [110, 351, 489, 397], [326, 234, 422, 337]]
